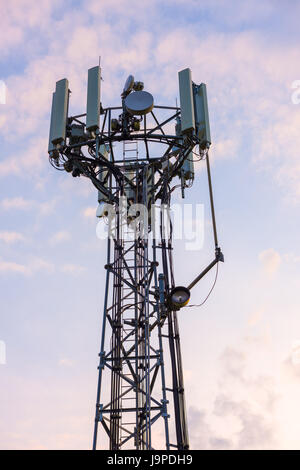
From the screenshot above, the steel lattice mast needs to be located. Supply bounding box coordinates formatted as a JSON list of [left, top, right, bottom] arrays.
[[91, 160, 189, 450], [48, 67, 223, 450]]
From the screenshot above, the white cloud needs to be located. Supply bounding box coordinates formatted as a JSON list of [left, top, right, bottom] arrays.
[[189, 328, 300, 450], [58, 358, 74, 368], [189, 336, 279, 450], [0, 256, 87, 277], [82, 207, 96, 219], [0, 256, 54, 276], [212, 138, 239, 161], [259, 248, 281, 276], [1, 0, 61, 55], [29, 257, 55, 274], [0, 137, 50, 181], [61, 264, 86, 276], [248, 307, 264, 327], [0, 157, 19, 177], [1, 197, 33, 210], [283, 253, 300, 264], [282, 342, 300, 380], [0, 259, 28, 275], [0, 196, 56, 216], [49, 231, 71, 245], [213, 394, 276, 450], [0, 231, 25, 244]]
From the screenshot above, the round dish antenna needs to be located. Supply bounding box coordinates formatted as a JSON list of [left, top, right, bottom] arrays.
[[168, 286, 191, 309], [122, 75, 134, 98], [124, 90, 154, 116]]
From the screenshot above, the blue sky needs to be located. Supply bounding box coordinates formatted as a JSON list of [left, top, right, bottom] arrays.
[[1, 0, 300, 449]]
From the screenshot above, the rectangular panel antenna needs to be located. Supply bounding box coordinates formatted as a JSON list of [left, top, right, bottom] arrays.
[[178, 68, 195, 134], [86, 66, 101, 132], [51, 78, 69, 145], [193, 83, 211, 148], [48, 92, 58, 155]]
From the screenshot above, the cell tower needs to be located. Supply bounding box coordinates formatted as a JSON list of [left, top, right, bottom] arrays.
[[48, 66, 223, 450]]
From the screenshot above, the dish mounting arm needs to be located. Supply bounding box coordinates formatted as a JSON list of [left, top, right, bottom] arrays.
[[188, 152, 224, 292]]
